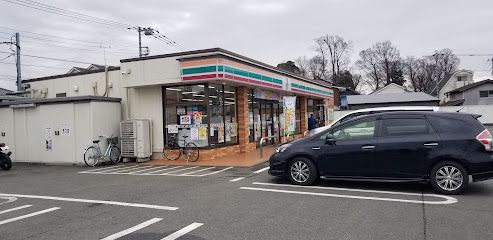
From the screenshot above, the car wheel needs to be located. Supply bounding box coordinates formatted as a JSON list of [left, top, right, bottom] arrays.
[[430, 161, 468, 195], [288, 157, 318, 186]]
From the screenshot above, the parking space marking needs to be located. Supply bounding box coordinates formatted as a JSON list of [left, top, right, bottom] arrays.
[[80, 165, 127, 173], [101, 218, 163, 240], [181, 167, 215, 175], [0, 205, 32, 215], [79, 165, 233, 177], [143, 166, 183, 174], [0, 207, 60, 225], [189, 167, 233, 177], [253, 167, 269, 174], [0, 196, 17, 205], [241, 182, 458, 205], [161, 222, 204, 240], [0, 193, 179, 211], [230, 177, 245, 182], [157, 166, 200, 175]]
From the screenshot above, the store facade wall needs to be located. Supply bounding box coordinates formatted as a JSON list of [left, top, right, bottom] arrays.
[[119, 49, 335, 160]]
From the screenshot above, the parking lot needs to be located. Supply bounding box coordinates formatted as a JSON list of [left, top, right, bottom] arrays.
[[1, 163, 493, 239]]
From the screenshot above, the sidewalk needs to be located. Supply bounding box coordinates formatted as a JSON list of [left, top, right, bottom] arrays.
[[144, 146, 276, 167]]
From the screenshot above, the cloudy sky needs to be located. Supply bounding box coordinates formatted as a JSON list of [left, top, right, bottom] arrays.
[[0, 0, 492, 91]]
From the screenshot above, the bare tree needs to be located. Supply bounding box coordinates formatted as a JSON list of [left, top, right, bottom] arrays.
[[295, 56, 310, 78], [374, 41, 401, 85], [356, 48, 385, 91], [403, 49, 459, 95], [356, 41, 402, 90], [315, 35, 353, 83]]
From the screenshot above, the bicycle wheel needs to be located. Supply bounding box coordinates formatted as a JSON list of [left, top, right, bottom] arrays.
[[184, 142, 199, 162], [164, 142, 181, 160], [84, 146, 99, 167], [109, 146, 121, 164]]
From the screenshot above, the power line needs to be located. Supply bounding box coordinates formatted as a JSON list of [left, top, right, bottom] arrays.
[[0, 61, 68, 70], [0, 26, 136, 49], [20, 40, 135, 56], [1, 0, 135, 29], [0, 50, 100, 65]]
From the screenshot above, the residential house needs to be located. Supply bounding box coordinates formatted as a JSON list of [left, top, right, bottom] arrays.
[[443, 79, 493, 106], [433, 69, 474, 103], [371, 83, 409, 94], [0, 87, 12, 96]]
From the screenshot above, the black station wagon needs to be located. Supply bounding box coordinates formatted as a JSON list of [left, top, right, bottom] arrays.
[[268, 111, 493, 194]]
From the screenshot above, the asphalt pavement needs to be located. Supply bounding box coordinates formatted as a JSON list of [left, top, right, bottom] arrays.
[[0, 163, 493, 240]]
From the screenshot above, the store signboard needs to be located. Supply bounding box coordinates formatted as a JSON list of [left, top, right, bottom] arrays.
[[253, 89, 281, 101], [283, 96, 296, 134]]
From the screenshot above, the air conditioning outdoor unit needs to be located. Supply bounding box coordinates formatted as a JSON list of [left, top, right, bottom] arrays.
[[120, 119, 152, 162]]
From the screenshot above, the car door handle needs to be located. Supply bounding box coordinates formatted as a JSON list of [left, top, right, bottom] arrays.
[[312, 147, 321, 150], [423, 142, 439, 147], [361, 145, 375, 150]]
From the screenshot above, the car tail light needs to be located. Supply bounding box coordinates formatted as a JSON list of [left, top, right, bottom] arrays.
[[476, 129, 493, 151]]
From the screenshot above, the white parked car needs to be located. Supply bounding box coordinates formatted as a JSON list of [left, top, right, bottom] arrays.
[[309, 106, 440, 136]]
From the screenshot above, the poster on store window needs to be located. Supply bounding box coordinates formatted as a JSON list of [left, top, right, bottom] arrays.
[[190, 127, 199, 140], [283, 96, 296, 134], [199, 127, 207, 140], [168, 124, 179, 134], [193, 112, 202, 124], [45, 128, 53, 151], [180, 115, 192, 124], [218, 125, 225, 143]]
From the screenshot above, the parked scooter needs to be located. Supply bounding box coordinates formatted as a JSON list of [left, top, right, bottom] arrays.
[[0, 143, 12, 171]]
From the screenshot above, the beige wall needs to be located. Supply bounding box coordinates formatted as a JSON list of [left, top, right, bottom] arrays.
[[27, 70, 122, 99], [127, 86, 163, 153], [0, 101, 121, 165], [121, 57, 181, 88]]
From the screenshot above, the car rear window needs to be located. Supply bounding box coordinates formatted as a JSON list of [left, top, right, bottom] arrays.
[[382, 118, 432, 136], [427, 116, 478, 135]]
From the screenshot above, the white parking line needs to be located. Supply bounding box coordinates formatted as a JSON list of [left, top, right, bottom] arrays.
[[191, 167, 233, 177], [157, 166, 200, 175], [101, 218, 163, 240], [241, 182, 458, 205], [0, 193, 178, 211], [181, 167, 215, 175], [0, 207, 60, 225], [129, 166, 170, 174], [0, 196, 17, 205], [229, 177, 245, 182], [144, 166, 183, 174], [161, 222, 204, 240], [79, 164, 130, 173], [81, 165, 141, 174], [112, 165, 154, 173], [0, 205, 32, 215], [253, 167, 269, 174]]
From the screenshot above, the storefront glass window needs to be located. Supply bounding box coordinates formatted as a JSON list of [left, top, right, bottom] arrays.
[[248, 91, 255, 142], [164, 84, 237, 148], [224, 86, 238, 144], [164, 85, 208, 147]]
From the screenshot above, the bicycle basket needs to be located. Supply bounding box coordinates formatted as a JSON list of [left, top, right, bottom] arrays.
[[107, 137, 119, 145]]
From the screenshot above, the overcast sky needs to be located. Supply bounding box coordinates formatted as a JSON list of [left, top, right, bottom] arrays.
[[0, 0, 492, 91]]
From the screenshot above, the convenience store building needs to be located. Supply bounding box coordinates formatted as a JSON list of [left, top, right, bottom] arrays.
[[21, 48, 336, 162]]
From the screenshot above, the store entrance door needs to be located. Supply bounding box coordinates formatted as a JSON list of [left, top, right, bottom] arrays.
[[256, 100, 281, 146]]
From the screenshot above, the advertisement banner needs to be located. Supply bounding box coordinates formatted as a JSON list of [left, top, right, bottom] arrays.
[[283, 96, 296, 135]]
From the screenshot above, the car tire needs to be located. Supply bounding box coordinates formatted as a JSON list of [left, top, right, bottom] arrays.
[[287, 157, 318, 186], [430, 161, 468, 195]]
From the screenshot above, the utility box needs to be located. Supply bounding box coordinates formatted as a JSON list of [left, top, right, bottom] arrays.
[[120, 119, 152, 162]]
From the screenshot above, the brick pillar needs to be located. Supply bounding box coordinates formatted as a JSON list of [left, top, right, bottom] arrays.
[[237, 86, 250, 152], [299, 96, 308, 134]]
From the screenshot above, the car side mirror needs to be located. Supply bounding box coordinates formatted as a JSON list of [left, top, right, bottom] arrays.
[[325, 134, 336, 145]]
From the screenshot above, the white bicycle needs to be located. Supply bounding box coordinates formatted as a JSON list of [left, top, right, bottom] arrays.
[[83, 135, 121, 167]]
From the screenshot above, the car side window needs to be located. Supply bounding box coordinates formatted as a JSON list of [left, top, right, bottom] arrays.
[[381, 118, 432, 136], [332, 119, 376, 140], [427, 116, 474, 134]]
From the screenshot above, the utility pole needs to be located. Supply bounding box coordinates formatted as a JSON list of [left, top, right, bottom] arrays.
[[15, 32, 22, 91], [138, 27, 142, 57]]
